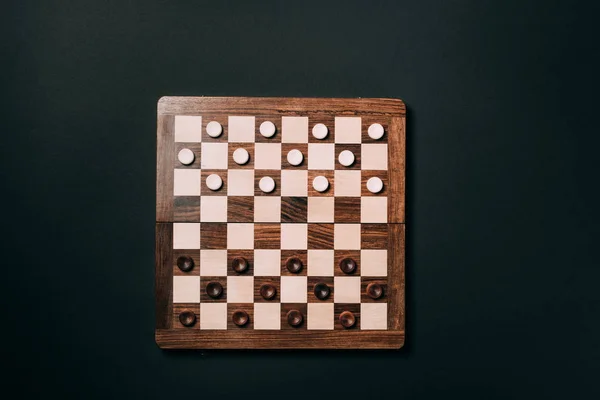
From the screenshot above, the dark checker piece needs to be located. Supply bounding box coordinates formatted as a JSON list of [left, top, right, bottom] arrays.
[[177, 256, 194, 272], [366, 283, 384, 299], [206, 281, 224, 299], [286, 257, 303, 274], [338, 257, 357, 274], [260, 284, 277, 300], [232, 311, 249, 327], [179, 311, 197, 327], [313, 282, 331, 300], [339, 311, 356, 328], [232, 257, 249, 273], [287, 309, 304, 327]]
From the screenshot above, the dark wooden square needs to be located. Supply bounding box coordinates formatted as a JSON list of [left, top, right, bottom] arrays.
[[361, 224, 388, 249], [201, 114, 229, 142], [255, 115, 281, 143], [173, 196, 200, 222], [334, 250, 361, 276], [172, 303, 200, 329], [361, 116, 389, 143], [200, 276, 227, 302], [227, 196, 254, 222], [281, 197, 307, 222], [172, 249, 200, 276], [200, 170, 227, 196], [253, 276, 281, 302], [281, 143, 308, 169], [308, 115, 335, 143], [281, 303, 308, 330], [281, 250, 307, 276], [307, 223, 334, 249], [227, 250, 254, 276], [228, 143, 254, 169], [361, 277, 388, 303], [254, 169, 281, 196], [361, 170, 389, 196], [174, 143, 202, 169], [227, 303, 254, 330], [334, 144, 361, 170], [334, 198, 361, 223], [334, 304, 361, 330], [254, 223, 281, 249], [200, 223, 227, 249], [307, 277, 334, 303], [307, 170, 334, 197]]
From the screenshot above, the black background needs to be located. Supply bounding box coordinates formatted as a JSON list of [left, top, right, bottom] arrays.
[[4, 0, 599, 398]]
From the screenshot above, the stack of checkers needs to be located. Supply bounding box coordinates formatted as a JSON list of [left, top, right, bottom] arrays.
[[156, 97, 405, 349]]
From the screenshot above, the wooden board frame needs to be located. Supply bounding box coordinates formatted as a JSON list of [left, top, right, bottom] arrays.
[[156, 97, 405, 349]]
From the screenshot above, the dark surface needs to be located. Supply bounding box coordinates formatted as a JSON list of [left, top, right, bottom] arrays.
[[314, 282, 331, 300], [231, 256, 249, 273], [176, 255, 194, 272], [4, 0, 600, 398], [339, 257, 357, 274], [340, 311, 357, 329], [259, 283, 277, 300], [232, 311, 249, 327], [366, 283, 384, 300], [178, 311, 196, 328], [205, 282, 223, 299], [285, 257, 303, 274], [287, 310, 304, 327]]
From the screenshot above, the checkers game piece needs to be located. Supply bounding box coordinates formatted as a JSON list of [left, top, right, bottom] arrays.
[[156, 97, 406, 349]]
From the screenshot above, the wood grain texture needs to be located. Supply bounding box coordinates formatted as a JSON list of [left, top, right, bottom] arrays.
[[156, 116, 174, 222], [155, 223, 173, 329], [158, 97, 406, 117], [388, 116, 405, 223], [388, 224, 405, 331]]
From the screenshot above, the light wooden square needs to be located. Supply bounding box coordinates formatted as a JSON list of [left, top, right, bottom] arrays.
[[226, 276, 254, 303], [282, 116, 308, 143], [255, 143, 282, 169], [201, 143, 228, 169], [334, 170, 361, 196], [307, 197, 334, 223], [200, 250, 228, 276], [307, 250, 334, 276], [360, 303, 387, 330], [173, 276, 200, 303], [334, 223, 360, 249], [201, 196, 227, 222], [254, 303, 281, 330], [227, 170, 255, 196], [254, 197, 281, 222], [280, 276, 308, 303], [281, 223, 307, 249], [334, 117, 362, 144], [307, 303, 334, 330], [334, 276, 361, 303], [173, 223, 200, 249], [361, 197, 387, 223], [360, 250, 387, 277], [200, 303, 227, 330], [227, 223, 254, 249], [308, 143, 335, 170], [174, 169, 201, 196], [228, 116, 255, 143], [254, 250, 281, 276], [361, 144, 388, 170], [281, 170, 308, 196], [174, 115, 202, 142]]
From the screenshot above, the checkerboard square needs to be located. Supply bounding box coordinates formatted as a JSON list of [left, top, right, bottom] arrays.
[[360, 250, 387, 276], [307, 250, 334, 276], [334, 224, 360, 249], [307, 303, 334, 330], [227, 196, 253, 222], [200, 223, 227, 249], [226, 276, 254, 303], [254, 224, 281, 249], [174, 115, 202, 142], [227, 223, 254, 249], [335, 117, 362, 144], [281, 170, 308, 196], [361, 197, 387, 223], [308, 143, 335, 170], [201, 143, 228, 169], [281, 223, 307, 249], [281, 276, 308, 303], [361, 144, 388, 170], [173, 223, 200, 249], [254, 197, 281, 222], [334, 170, 361, 196], [254, 303, 281, 330], [200, 303, 227, 329], [255, 143, 282, 169], [227, 170, 255, 196], [200, 250, 227, 276], [173, 276, 200, 303], [308, 197, 334, 223], [174, 169, 201, 196], [281, 197, 307, 223], [360, 303, 387, 329], [200, 196, 227, 222], [254, 250, 281, 276], [228, 116, 255, 142], [282, 116, 308, 143], [334, 276, 361, 303]]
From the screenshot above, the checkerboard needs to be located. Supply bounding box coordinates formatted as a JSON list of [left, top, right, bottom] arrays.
[[156, 97, 405, 349]]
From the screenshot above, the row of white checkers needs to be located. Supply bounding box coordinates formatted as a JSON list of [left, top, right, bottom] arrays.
[[203, 120, 385, 140], [204, 173, 384, 194], [177, 147, 359, 168]]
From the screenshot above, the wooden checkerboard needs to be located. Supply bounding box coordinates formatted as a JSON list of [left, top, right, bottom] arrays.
[[155, 97, 405, 349]]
